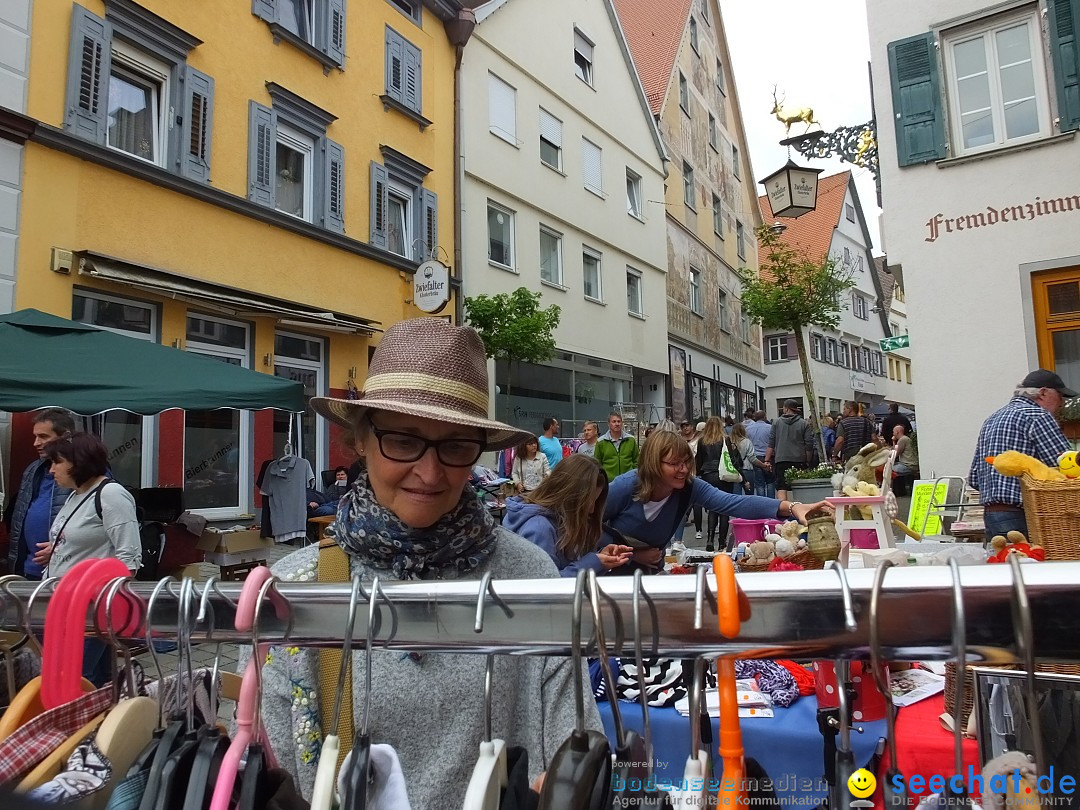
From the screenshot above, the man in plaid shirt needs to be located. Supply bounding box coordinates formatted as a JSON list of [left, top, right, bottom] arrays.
[[969, 369, 1075, 539]]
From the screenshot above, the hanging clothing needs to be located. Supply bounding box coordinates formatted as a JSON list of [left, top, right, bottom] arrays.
[[733, 660, 800, 707], [260, 455, 315, 542], [499, 747, 538, 810], [25, 729, 112, 803], [103, 769, 149, 810], [0, 686, 111, 783], [250, 531, 597, 808]]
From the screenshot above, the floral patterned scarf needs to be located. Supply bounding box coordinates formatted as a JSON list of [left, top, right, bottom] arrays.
[[328, 471, 498, 580]]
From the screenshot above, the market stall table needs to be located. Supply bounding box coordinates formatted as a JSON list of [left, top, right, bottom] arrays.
[[598, 695, 886, 806]]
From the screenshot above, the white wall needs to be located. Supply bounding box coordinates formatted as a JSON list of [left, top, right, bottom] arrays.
[[463, 0, 668, 374], [868, 0, 1080, 476]]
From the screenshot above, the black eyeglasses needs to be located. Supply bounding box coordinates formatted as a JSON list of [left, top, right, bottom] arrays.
[[367, 416, 485, 467]]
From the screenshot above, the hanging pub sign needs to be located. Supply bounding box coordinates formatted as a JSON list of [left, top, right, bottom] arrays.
[[414, 260, 450, 313]]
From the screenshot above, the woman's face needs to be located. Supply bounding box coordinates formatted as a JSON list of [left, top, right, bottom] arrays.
[[358, 411, 481, 528], [50, 457, 76, 489], [525, 441, 538, 457], [659, 452, 691, 492]]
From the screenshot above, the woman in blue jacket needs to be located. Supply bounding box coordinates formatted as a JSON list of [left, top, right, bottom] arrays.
[[603, 431, 830, 572], [503, 454, 633, 576]]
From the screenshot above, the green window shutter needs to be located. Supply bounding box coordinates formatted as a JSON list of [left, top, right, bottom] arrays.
[[248, 101, 276, 208], [65, 5, 112, 144], [251, 0, 276, 23], [1049, 0, 1080, 132], [370, 161, 389, 249], [326, 0, 346, 67], [180, 67, 214, 183], [421, 189, 437, 260], [324, 138, 345, 234], [887, 32, 946, 166]]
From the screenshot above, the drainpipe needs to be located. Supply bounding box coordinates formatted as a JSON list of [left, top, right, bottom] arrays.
[[444, 8, 476, 325]]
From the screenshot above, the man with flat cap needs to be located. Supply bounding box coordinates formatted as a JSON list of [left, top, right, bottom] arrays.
[[970, 369, 1076, 539]]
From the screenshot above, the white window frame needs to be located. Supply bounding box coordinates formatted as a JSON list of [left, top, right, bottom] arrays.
[[708, 113, 718, 151], [539, 225, 563, 287], [488, 72, 517, 145], [943, 9, 1051, 156], [689, 267, 703, 314], [107, 40, 170, 167], [767, 335, 789, 363], [487, 200, 516, 270], [626, 168, 642, 218], [852, 292, 868, 320], [539, 107, 563, 170], [185, 314, 252, 520], [574, 28, 594, 86], [683, 161, 695, 208], [73, 290, 157, 488], [281, 0, 315, 43], [583, 137, 603, 196], [845, 203, 856, 222], [387, 179, 414, 259], [713, 194, 724, 237], [679, 71, 690, 114], [626, 267, 643, 316], [387, 0, 422, 25], [274, 121, 315, 222], [736, 220, 746, 260], [826, 338, 837, 364], [583, 246, 603, 302], [718, 288, 728, 331]]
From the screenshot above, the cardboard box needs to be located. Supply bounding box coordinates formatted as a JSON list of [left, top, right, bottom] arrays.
[[195, 528, 272, 554]]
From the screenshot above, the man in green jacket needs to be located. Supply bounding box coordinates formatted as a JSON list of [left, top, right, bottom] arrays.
[[594, 412, 639, 481]]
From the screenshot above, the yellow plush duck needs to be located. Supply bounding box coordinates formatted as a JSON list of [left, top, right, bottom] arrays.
[[986, 451, 1066, 481]]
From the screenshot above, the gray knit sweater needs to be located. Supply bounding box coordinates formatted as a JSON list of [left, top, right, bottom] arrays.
[[253, 528, 602, 808]]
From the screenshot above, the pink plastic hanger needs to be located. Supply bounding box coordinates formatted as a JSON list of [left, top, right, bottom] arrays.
[[208, 566, 288, 810], [42, 557, 132, 709]]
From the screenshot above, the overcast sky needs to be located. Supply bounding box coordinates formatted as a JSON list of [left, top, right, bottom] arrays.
[[721, 0, 883, 253]]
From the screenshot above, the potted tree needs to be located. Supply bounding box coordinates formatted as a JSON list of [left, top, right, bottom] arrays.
[[785, 463, 842, 503]]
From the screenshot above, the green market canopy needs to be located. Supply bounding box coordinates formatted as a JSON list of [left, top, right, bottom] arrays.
[[0, 309, 304, 415]]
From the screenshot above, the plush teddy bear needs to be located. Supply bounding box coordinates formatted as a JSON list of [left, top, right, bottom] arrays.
[[778, 520, 802, 544], [774, 537, 797, 559], [987, 530, 1046, 563], [746, 540, 776, 564]]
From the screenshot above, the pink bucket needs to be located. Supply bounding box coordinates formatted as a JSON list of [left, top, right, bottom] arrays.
[[730, 518, 785, 545]]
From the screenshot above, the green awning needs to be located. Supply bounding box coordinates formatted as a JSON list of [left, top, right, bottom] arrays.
[[0, 309, 304, 414]]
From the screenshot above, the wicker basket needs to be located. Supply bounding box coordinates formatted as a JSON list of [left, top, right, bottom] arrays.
[[738, 548, 824, 573], [1020, 474, 1080, 559]]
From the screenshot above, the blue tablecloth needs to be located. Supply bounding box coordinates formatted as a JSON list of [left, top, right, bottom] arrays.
[[597, 695, 887, 806]]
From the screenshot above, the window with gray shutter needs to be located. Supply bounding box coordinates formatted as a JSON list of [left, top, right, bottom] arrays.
[[251, 0, 347, 69], [385, 26, 422, 114], [181, 66, 214, 182], [488, 73, 516, 144], [324, 138, 345, 233], [370, 161, 389, 249], [582, 138, 602, 195], [887, 32, 946, 165], [65, 6, 112, 143], [539, 108, 562, 169], [248, 101, 277, 207], [421, 189, 438, 259]]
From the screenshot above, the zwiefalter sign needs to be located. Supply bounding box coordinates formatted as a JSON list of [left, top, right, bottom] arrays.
[[414, 260, 450, 314]]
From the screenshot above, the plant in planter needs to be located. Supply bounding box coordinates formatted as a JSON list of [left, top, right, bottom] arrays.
[[785, 463, 843, 502]]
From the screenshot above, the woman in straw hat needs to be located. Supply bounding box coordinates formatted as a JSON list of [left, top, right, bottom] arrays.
[[255, 318, 596, 807]]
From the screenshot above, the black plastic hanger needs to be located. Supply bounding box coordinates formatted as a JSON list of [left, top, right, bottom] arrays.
[[537, 570, 611, 810], [236, 742, 267, 810]]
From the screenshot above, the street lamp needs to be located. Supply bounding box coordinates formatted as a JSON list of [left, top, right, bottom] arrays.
[[759, 159, 824, 219]]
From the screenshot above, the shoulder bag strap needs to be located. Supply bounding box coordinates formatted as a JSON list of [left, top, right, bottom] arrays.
[[317, 541, 354, 771]]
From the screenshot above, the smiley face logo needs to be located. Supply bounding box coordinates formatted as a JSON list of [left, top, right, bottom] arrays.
[[848, 768, 876, 800]]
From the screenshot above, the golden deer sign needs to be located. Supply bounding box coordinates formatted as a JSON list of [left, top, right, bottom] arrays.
[[770, 85, 820, 135]]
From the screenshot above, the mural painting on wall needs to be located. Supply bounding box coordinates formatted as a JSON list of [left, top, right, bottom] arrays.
[[669, 346, 688, 424]]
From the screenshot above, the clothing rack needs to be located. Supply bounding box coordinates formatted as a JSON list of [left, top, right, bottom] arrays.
[[3, 563, 1079, 661]]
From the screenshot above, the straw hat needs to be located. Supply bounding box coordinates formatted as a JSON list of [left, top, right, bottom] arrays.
[[311, 318, 533, 451]]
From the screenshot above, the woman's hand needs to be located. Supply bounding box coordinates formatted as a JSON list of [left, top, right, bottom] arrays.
[[633, 547, 663, 567], [33, 541, 54, 566], [792, 500, 834, 525], [597, 544, 633, 569]]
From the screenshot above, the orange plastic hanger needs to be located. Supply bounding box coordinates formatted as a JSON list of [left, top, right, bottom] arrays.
[[713, 554, 748, 807]]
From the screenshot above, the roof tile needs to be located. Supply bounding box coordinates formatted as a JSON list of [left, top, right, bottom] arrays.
[[612, 0, 693, 115], [757, 170, 851, 264]]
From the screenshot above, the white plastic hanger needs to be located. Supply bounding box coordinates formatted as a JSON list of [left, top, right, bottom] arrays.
[[311, 575, 363, 810], [462, 573, 513, 810], [668, 658, 710, 809]]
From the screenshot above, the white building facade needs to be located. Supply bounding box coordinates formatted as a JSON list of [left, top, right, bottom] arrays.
[[462, 0, 669, 435], [759, 172, 892, 419], [867, 0, 1080, 476]]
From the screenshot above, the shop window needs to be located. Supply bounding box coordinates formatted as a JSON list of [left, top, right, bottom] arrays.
[[65, 3, 213, 181]]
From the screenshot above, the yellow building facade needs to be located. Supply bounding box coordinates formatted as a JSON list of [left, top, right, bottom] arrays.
[[13, 0, 466, 517]]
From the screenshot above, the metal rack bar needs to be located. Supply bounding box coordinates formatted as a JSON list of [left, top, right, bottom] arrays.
[[3, 563, 1078, 661]]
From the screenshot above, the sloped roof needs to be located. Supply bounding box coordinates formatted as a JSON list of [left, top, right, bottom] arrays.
[[757, 170, 851, 264], [611, 0, 693, 114]]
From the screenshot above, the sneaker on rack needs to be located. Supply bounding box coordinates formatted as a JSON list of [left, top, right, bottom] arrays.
[[695, 531, 702, 541]]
